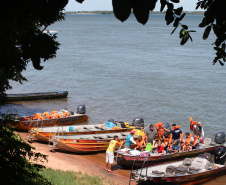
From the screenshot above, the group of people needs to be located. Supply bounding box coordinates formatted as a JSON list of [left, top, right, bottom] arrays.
[[105, 121, 205, 172]]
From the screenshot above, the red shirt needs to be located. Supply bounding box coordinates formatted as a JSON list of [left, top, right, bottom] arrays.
[[157, 145, 164, 153]]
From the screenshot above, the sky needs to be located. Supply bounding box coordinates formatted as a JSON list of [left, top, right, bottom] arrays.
[[65, 0, 200, 12]]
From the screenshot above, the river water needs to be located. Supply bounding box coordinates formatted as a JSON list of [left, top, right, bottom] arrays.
[[1, 14, 225, 184]]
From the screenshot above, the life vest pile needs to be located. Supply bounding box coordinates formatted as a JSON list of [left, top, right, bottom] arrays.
[[155, 122, 164, 138], [190, 117, 197, 131]]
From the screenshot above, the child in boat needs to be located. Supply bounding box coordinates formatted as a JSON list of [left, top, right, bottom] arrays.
[[106, 135, 121, 172], [152, 140, 164, 155], [136, 135, 146, 151]]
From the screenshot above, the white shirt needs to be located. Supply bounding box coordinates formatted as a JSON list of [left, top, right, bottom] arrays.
[[130, 137, 137, 144]]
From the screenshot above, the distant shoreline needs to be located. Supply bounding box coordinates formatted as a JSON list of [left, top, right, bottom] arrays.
[[65, 11, 204, 15]]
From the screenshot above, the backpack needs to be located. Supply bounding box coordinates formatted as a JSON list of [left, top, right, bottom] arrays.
[[145, 143, 153, 152]]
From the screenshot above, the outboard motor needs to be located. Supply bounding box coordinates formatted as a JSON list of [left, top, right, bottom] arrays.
[[77, 104, 86, 114], [215, 131, 225, 144], [215, 147, 226, 165], [132, 117, 144, 127], [163, 122, 171, 135]]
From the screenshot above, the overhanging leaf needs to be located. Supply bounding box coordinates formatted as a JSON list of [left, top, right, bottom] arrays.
[[170, 0, 180, 3], [133, 0, 150, 25], [165, 9, 174, 25], [179, 13, 186, 21], [203, 25, 211, 40], [160, 0, 167, 12], [112, 0, 132, 22], [148, 0, 157, 11], [75, 0, 84, 3], [174, 7, 183, 15]]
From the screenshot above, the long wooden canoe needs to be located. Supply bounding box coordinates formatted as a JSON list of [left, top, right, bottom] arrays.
[[14, 109, 88, 131], [52, 132, 141, 154], [130, 153, 226, 185], [2, 91, 68, 101], [32, 124, 136, 143], [116, 144, 223, 169]]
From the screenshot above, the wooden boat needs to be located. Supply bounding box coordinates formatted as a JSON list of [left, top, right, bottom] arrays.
[[51, 131, 143, 154], [116, 141, 223, 168], [31, 123, 136, 143], [14, 108, 88, 131], [2, 91, 68, 102], [130, 150, 226, 185]]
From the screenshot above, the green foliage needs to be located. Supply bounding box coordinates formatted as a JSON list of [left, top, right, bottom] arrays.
[[0, 0, 68, 95], [0, 115, 51, 185], [40, 168, 114, 185]]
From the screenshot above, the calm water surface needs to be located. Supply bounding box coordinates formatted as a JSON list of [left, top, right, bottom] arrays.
[[1, 14, 225, 184]]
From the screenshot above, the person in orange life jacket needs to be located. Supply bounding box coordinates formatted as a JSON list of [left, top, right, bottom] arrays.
[[106, 135, 120, 172], [190, 132, 200, 150], [182, 132, 192, 151], [193, 122, 204, 139], [124, 130, 137, 148], [167, 140, 180, 154], [136, 135, 146, 151], [163, 124, 183, 144]]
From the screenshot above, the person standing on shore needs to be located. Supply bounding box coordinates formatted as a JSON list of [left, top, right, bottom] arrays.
[[106, 135, 120, 172]]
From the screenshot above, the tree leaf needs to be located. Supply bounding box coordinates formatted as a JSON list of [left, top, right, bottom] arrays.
[[167, 3, 174, 10], [133, 0, 150, 25], [165, 8, 174, 25], [112, 0, 132, 22], [170, 0, 180, 3], [148, 0, 157, 11], [178, 13, 186, 21], [203, 25, 211, 40], [180, 34, 189, 45], [160, 0, 167, 12], [179, 28, 186, 38], [75, 0, 85, 3], [174, 7, 183, 15], [182, 25, 188, 30]]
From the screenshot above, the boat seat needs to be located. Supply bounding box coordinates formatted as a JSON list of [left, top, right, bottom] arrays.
[[205, 163, 215, 170], [203, 138, 211, 146], [178, 158, 193, 168], [99, 136, 108, 139], [121, 133, 128, 136], [80, 137, 90, 139], [93, 135, 101, 139], [152, 170, 165, 175], [166, 165, 177, 174], [189, 157, 210, 170], [106, 134, 116, 138], [175, 167, 188, 174]]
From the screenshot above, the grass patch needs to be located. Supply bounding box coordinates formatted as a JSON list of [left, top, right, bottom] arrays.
[[40, 168, 114, 185]]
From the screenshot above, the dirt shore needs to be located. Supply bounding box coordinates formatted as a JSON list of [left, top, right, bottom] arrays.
[[18, 132, 135, 185]]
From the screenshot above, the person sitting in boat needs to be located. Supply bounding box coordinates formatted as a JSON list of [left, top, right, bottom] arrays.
[[182, 132, 192, 151], [136, 135, 146, 151], [152, 140, 165, 155], [193, 122, 205, 139], [167, 140, 180, 154], [190, 132, 201, 150], [124, 130, 137, 148], [106, 135, 121, 172]]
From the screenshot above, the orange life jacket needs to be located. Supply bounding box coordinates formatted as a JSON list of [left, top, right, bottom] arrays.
[[172, 125, 181, 130], [155, 122, 164, 138], [190, 117, 197, 131]]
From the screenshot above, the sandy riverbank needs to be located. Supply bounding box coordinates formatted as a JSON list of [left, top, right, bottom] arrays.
[[18, 132, 135, 185]]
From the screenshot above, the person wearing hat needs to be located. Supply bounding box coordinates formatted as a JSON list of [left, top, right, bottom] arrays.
[[124, 130, 137, 148], [193, 122, 204, 139]]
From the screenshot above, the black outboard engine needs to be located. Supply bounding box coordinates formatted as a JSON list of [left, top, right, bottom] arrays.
[[163, 122, 171, 135], [107, 119, 115, 123], [215, 147, 226, 165], [215, 131, 225, 144], [132, 117, 144, 127], [77, 104, 86, 114]]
